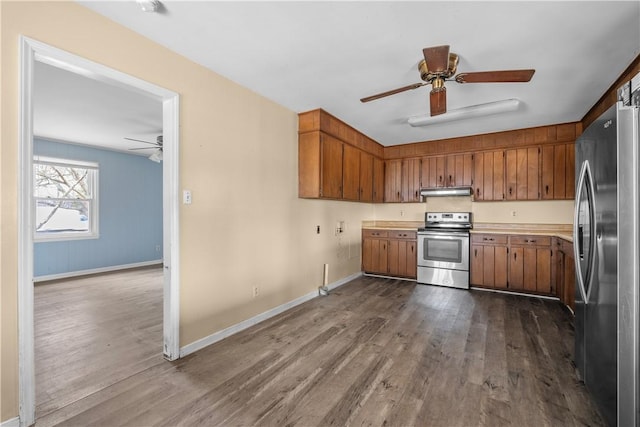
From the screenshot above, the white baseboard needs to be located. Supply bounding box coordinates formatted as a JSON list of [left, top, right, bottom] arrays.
[[180, 271, 362, 357], [33, 260, 163, 282], [0, 417, 19, 427]]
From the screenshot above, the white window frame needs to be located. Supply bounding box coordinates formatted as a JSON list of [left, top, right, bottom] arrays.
[[33, 155, 99, 242]]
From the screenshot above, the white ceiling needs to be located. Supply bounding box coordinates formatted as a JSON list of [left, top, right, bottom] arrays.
[[34, 60, 163, 155], [39, 1, 640, 151]]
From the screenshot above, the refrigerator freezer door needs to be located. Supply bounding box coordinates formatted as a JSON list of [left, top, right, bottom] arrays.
[[574, 103, 618, 427], [617, 103, 639, 427]]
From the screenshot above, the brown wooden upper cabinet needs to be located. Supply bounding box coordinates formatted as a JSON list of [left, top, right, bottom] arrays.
[[472, 150, 505, 201], [384, 159, 403, 202], [505, 147, 540, 200], [541, 142, 576, 200], [420, 153, 472, 189], [300, 109, 579, 204], [373, 157, 384, 203], [299, 131, 343, 199], [402, 158, 422, 202], [298, 109, 385, 202]]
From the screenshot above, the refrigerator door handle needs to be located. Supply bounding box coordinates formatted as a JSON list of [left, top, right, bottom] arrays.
[[573, 160, 596, 305]]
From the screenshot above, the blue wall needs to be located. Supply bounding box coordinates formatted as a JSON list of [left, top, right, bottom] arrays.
[[34, 138, 163, 277]]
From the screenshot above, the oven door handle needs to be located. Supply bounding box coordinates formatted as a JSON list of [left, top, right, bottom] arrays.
[[419, 231, 468, 239]]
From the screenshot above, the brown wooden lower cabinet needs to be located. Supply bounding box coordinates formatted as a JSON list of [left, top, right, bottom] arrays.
[[553, 237, 575, 311], [470, 234, 508, 290], [362, 229, 416, 279], [471, 233, 556, 297]]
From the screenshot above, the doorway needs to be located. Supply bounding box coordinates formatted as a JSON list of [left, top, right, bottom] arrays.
[[18, 37, 181, 426]]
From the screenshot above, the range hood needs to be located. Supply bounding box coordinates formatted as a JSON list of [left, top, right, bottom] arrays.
[[420, 186, 473, 197]]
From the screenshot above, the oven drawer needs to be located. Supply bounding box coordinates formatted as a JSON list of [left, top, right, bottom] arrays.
[[471, 234, 508, 245]]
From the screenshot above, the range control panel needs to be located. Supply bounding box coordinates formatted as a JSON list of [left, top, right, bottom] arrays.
[[425, 212, 472, 224]]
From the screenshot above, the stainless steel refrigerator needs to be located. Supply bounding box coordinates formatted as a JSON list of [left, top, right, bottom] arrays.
[[574, 77, 639, 427]]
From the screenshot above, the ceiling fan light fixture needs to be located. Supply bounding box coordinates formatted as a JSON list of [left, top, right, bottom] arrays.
[[149, 150, 163, 163], [408, 98, 521, 127], [136, 0, 161, 13]]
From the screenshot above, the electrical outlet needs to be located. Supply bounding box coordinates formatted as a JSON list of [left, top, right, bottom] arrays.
[[155, 245, 161, 252], [511, 210, 517, 217], [253, 286, 259, 297]]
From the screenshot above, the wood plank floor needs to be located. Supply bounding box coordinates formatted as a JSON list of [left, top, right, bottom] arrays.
[[35, 267, 164, 421], [35, 274, 605, 426]]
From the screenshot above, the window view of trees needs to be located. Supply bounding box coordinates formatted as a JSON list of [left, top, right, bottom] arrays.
[[34, 158, 97, 239]]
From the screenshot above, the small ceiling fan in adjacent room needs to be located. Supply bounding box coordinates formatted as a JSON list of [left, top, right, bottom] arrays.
[[360, 45, 535, 117], [126, 135, 163, 162]]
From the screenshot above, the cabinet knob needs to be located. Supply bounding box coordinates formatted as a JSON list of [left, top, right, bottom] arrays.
[[545, 185, 549, 195]]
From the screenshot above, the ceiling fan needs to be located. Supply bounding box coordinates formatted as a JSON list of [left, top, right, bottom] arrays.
[[125, 135, 163, 162], [126, 135, 163, 151], [360, 45, 535, 116]]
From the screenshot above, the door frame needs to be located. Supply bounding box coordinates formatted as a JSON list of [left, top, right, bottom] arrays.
[[18, 36, 181, 426]]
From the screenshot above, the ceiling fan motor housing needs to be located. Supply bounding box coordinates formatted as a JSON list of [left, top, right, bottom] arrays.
[[418, 53, 459, 82]]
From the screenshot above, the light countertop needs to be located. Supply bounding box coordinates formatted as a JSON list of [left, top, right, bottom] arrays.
[[362, 221, 573, 242]]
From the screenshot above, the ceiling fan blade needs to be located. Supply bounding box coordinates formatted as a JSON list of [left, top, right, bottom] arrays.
[[360, 82, 427, 103], [430, 87, 447, 116], [128, 147, 156, 150], [422, 45, 450, 73], [124, 137, 157, 145], [454, 69, 535, 84]]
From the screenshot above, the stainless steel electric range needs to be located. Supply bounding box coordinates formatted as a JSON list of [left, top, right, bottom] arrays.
[[417, 212, 472, 289]]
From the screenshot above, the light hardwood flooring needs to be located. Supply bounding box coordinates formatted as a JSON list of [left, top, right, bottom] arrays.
[[35, 274, 604, 426]]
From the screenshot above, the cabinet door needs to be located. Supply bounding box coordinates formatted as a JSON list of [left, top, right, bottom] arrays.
[[505, 147, 539, 200], [451, 153, 473, 187], [542, 143, 574, 200], [406, 241, 417, 279], [362, 238, 388, 275], [509, 247, 524, 290], [298, 131, 321, 198], [420, 156, 438, 188], [359, 151, 374, 202], [402, 158, 421, 202], [445, 155, 456, 187], [535, 248, 552, 294], [384, 159, 402, 202], [388, 239, 400, 276], [473, 153, 485, 200], [342, 144, 360, 201], [435, 156, 446, 187], [321, 134, 343, 199], [470, 244, 484, 286], [541, 145, 555, 200], [373, 157, 385, 203], [565, 143, 575, 200], [494, 246, 509, 289], [490, 151, 505, 200]]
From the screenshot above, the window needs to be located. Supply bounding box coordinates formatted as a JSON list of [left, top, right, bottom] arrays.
[[33, 156, 99, 241]]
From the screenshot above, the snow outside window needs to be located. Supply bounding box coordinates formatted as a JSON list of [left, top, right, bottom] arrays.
[[33, 156, 99, 241]]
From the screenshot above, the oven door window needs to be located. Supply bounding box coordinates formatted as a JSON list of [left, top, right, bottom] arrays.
[[424, 238, 462, 263]]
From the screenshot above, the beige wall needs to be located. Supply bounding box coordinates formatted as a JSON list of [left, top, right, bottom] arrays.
[[0, 2, 374, 421], [374, 198, 574, 225], [0, 2, 576, 423]]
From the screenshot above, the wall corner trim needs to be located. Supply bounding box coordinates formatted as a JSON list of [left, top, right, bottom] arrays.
[[0, 417, 20, 427], [179, 272, 362, 357]]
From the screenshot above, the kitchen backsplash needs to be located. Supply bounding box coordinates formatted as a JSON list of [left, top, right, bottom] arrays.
[[373, 197, 574, 224]]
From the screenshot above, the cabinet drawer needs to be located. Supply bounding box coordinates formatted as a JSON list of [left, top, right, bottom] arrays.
[[471, 234, 508, 244], [362, 229, 389, 238], [389, 230, 416, 240], [509, 235, 551, 246]]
